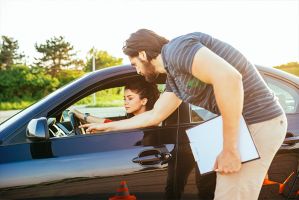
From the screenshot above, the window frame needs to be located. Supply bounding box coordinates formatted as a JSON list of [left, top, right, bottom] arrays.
[[263, 74, 299, 114]]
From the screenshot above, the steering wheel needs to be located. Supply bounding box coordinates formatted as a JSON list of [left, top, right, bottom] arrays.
[[68, 112, 84, 135]]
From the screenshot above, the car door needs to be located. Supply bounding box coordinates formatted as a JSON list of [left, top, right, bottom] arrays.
[[0, 80, 184, 200], [0, 121, 179, 200], [174, 104, 217, 200]]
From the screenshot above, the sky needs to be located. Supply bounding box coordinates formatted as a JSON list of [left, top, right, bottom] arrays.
[[0, 0, 298, 67]]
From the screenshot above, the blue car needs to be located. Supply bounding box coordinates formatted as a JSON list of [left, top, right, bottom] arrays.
[[0, 65, 298, 200]]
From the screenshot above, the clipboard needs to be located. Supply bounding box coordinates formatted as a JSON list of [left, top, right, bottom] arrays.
[[186, 115, 260, 175]]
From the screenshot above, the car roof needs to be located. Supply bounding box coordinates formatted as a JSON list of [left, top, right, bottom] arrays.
[[256, 65, 299, 87]]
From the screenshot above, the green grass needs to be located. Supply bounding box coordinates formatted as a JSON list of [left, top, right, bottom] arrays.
[[90, 100, 123, 107], [75, 96, 123, 107], [0, 97, 123, 110], [0, 100, 35, 110], [73, 93, 124, 107], [0, 93, 124, 110], [75, 88, 124, 107]]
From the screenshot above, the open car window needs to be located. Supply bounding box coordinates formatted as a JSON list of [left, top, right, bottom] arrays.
[[70, 87, 126, 120], [48, 87, 127, 138], [48, 84, 166, 138]]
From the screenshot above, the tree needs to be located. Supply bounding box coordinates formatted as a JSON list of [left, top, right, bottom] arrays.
[[85, 48, 123, 72], [0, 36, 24, 70], [34, 36, 83, 76], [0, 65, 59, 102]]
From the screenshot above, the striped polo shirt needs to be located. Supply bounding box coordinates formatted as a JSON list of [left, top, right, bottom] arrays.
[[162, 32, 283, 125]]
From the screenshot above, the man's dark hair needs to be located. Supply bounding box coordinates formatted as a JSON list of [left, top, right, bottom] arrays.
[[123, 29, 169, 61], [125, 77, 160, 111]]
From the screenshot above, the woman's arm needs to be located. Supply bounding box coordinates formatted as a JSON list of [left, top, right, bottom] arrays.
[[69, 108, 106, 123]]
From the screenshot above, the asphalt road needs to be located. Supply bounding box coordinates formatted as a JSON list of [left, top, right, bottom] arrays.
[[0, 110, 20, 123]]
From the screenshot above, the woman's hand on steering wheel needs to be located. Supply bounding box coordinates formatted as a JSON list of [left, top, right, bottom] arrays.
[[68, 111, 84, 135]]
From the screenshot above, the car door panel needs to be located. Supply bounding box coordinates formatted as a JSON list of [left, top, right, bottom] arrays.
[[175, 124, 208, 199], [0, 127, 177, 200]]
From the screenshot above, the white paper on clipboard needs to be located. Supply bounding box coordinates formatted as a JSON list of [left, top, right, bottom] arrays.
[[186, 115, 260, 174]]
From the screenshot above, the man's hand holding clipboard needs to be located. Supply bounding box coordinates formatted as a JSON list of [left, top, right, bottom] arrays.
[[186, 115, 260, 175], [214, 148, 241, 174]]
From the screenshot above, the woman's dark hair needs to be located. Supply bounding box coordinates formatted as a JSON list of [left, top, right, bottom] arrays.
[[122, 29, 169, 61], [125, 77, 160, 111]]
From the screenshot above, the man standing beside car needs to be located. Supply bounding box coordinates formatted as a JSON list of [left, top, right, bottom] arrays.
[[81, 29, 287, 200]]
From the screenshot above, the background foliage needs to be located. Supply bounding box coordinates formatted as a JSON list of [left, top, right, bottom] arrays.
[[0, 35, 123, 110], [0, 36, 24, 70], [85, 49, 123, 72]]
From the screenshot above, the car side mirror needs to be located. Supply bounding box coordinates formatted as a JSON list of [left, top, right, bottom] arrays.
[[26, 117, 50, 140]]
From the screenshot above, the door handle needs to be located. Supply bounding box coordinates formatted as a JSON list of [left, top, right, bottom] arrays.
[[132, 148, 172, 165], [132, 154, 162, 165]]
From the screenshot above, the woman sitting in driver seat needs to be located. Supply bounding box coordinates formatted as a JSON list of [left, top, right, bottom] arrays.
[[70, 78, 160, 124]]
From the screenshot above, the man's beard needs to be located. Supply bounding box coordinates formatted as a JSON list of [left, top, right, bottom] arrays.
[[141, 60, 159, 83]]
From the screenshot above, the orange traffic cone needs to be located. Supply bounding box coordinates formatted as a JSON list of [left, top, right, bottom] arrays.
[[109, 181, 137, 200], [262, 172, 295, 194]]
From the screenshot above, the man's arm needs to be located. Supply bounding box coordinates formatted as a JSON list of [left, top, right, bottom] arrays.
[[192, 47, 244, 173], [80, 92, 182, 133]]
